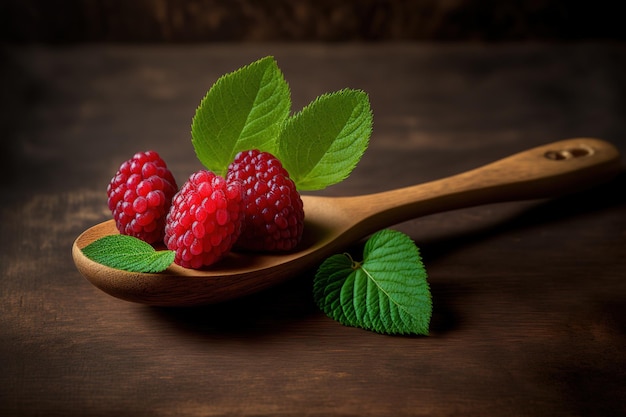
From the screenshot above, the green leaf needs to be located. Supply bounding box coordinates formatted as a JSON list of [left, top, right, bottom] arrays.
[[191, 56, 291, 176], [82, 235, 175, 273], [277, 88, 372, 191], [313, 229, 432, 335]]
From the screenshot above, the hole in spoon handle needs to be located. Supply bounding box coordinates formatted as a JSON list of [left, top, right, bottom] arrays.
[[544, 143, 595, 160], [448, 137, 621, 201], [357, 138, 622, 231]]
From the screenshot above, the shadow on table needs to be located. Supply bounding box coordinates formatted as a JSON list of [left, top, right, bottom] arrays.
[[418, 169, 626, 262], [145, 170, 625, 337], [144, 266, 319, 339]]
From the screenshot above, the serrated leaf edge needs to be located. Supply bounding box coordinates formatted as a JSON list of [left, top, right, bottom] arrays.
[[191, 56, 291, 175], [314, 230, 432, 336], [278, 88, 372, 191]]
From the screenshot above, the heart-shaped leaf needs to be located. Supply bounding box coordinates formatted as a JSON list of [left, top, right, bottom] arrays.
[[314, 229, 432, 335]]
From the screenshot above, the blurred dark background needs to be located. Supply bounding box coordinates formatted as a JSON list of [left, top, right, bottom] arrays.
[[1, 0, 625, 43]]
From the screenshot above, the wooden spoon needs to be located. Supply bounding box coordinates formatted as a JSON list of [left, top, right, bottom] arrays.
[[72, 138, 621, 306]]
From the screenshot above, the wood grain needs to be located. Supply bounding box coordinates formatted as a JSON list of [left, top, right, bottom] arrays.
[[1, 43, 625, 417]]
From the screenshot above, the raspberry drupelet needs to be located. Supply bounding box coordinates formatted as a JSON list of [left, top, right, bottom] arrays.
[[227, 149, 304, 252], [107, 150, 178, 244], [164, 170, 244, 269]]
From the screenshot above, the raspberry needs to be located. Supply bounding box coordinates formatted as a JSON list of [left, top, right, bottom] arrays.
[[164, 170, 244, 269], [107, 150, 178, 244], [227, 149, 304, 251]]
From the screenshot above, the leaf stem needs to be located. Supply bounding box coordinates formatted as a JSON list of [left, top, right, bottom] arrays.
[[343, 252, 362, 270]]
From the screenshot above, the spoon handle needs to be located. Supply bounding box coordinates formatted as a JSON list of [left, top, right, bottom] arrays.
[[346, 138, 622, 233]]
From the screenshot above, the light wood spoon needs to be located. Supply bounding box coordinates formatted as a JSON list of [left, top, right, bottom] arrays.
[[72, 138, 621, 306]]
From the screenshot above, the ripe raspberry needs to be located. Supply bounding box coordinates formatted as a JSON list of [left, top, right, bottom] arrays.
[[227, 149, 304, 251], [164, 170, 244, 269], [107, 150, 178, 244]]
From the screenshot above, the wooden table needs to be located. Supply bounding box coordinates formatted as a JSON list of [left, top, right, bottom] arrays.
[[1, 43, 625, 417]]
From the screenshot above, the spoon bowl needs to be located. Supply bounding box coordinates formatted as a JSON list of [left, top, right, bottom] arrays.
[[72, 138, 621, 306]]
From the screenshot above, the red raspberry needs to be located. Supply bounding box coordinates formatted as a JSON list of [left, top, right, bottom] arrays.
[[107, 151, 178, 244], [164, 170, 244, 269], [227, 149, 304, 251]]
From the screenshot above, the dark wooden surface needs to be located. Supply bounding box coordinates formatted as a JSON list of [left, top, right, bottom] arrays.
[[3, 1, 625, 43], [1, 43, 625, 417]]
